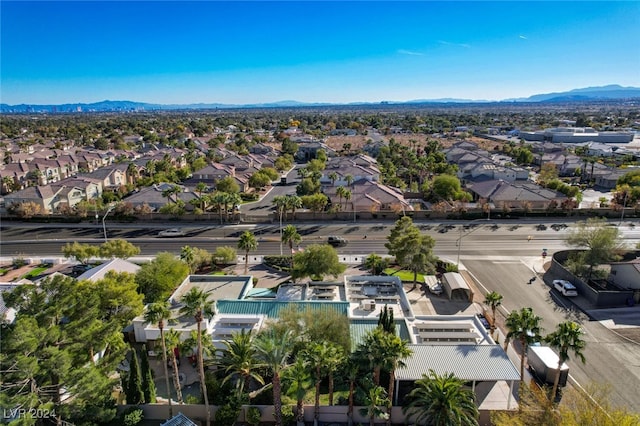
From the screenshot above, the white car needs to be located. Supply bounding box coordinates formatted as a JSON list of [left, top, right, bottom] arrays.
[[429, 282, 444, 295], [553, 279, 578, 297], [158, 228, 185, 237]]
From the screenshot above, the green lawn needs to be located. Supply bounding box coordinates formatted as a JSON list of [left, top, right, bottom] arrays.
[[383, 268, 425, 283], [22, 266, 50, 279]]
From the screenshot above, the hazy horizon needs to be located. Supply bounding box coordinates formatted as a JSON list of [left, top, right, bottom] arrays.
[[2, 1, 639, 105]]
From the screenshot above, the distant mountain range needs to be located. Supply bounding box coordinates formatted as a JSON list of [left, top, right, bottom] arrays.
[[2, 84, 639, 113]]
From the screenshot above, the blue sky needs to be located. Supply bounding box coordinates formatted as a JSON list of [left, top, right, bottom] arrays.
[[1, 1, 639, 105]]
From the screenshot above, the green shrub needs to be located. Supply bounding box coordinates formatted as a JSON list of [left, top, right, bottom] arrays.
[[246, 406, 262, 426], [263, 255, 292, 271], [215, 403, 241, 426]]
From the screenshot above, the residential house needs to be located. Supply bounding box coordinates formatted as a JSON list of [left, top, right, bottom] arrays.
[[77, 164, 128, 190], [594, 167, 630, 190], [467, 179, 568, 210], [321, 157, 380, 186], [122, 183, 199, 211], [323, 178, 413, 213], [4, 185, 63, 212]]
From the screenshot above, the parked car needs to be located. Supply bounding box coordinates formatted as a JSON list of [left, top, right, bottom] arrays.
[[158, 228, 185, 238], [429, 282, 444, 295], [476, 313, 491, 330], [553, 279, 578, 297], [327, 236, 347, 247]]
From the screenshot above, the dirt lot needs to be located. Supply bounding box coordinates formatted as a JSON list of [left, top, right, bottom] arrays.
[[324, 133, 503, 153]]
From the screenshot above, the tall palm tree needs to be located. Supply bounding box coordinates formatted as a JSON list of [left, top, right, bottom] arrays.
[[226, 192, 243, 223], [344, 174, 354, 187], [219, 329, 264, 398], [343, 189, 352, 212], [212, 191, 229, 224], [325, 343, 345, 406], [336, 186, 346, 210], [328, 171, 338, 186], [383, 334, 412, 426], [545, 321, 586, 400], [253, 329, 295, 426], [505, 307, 543, 383], [144, 301, 173, 416], [164, 328, 184, 404], [483, 291, 503, 336], [273, 195, 288, 221], [285, 195, 303, 220], [402, 370, 479, 426], [285, 356, 311, 426], [304, 342, 329, 426], [180, 287, 215, 426], [344, 358, 360, 426], [359, 384, 389, 426], [358, 328, 389, 386], [162, 184, 181, 205], [282, 225, 301, 268], [238, 231, 258, 274], [180, 245, 196, 274]]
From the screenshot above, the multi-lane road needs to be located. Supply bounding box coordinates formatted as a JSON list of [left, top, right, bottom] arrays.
[[1, 219, 640, 409]]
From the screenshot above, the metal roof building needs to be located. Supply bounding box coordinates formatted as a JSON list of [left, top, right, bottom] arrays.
[[395, 344, 520, 409]]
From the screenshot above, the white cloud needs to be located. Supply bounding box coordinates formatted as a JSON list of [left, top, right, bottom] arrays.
[[398, 49, 424, 56], [519, 35, 528, 40], [438, 40, 470, 49]]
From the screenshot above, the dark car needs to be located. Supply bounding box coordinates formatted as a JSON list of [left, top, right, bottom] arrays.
[[327, 236, 347, 247]]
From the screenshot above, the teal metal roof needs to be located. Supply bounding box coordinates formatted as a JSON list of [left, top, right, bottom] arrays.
[[217, 300, 349, 318], [350, 319, 411, 351]]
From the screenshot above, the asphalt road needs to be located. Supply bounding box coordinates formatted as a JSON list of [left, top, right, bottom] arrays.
[[2, 219, 639, 410], [465, 257, 640, 410]]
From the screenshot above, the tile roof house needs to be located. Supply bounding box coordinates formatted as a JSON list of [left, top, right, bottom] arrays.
[[122, 183, 199, 211], [3, 185, 62, 212], [323, 178, 413, 213], [467, 179, 568, 210]]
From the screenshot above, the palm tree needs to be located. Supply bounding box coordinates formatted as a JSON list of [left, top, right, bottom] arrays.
[[383, 334, 412, 426], [343, 189, 352, 212], [253, 329, 295, 426], [364, 253, 388, 275], [238, 231, 258, 274], [545, 321, 586, 400], [344, 174, 354, 187], [180, 287, 215, 426], [304, 342, 329, 426], [402, 370, 479, 426], [273, 195, 288, 221], [212, 191, 229, 224], [328, 171, 338, 186], [282, 225, 301, 268], [325, 343, 345, 406], [226, 192, 242, 223], [162, 184, 181, 205], [144, 301, 173, 416], [180, 245, 196, 274], [483, 291, 503, 336], [219, 329, 264, 398], [195, 182, 209, 210], [344, 358, 360, 426], [359, 384, 389, 426], [164, 328, 184, 404], [285, 356, 311, 426], [336, 186, 346, 210], [285, 195, 303, 220], [505, 307, 543, 383], [358, 328, 389, 386]]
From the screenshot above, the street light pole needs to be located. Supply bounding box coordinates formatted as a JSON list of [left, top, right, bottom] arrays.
[[456, 218, 490, 266], [102, 206, 115, 242]]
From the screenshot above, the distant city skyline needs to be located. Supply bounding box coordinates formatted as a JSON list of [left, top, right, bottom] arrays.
[[1, 1, 639, 105]]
